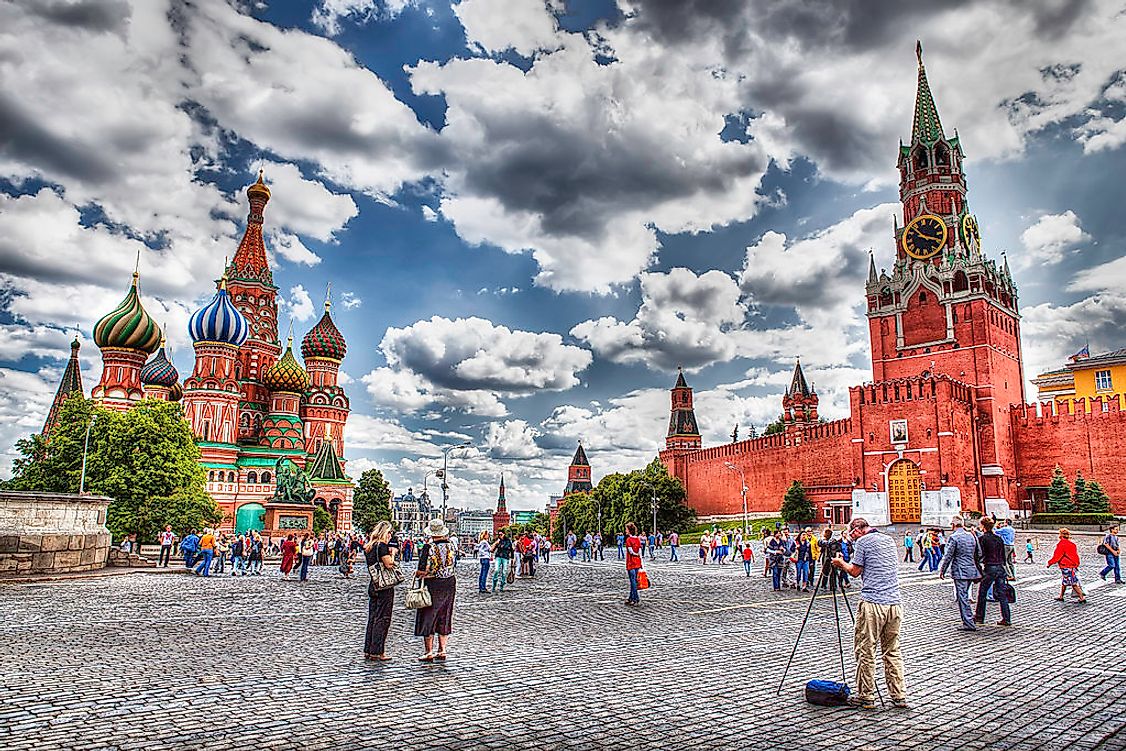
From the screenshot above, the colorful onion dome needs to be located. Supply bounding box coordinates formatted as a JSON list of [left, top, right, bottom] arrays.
[[301, 298, 347, 361], [141, 339, 179, 387], [168, 381, 183, 402], [189, 276, 249, 346], [247, 169, 271, 202], [93, 272, 162, 353], [264, 337, 309, 393]]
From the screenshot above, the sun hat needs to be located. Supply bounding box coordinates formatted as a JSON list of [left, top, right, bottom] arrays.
[[426, 518, 450, 538]]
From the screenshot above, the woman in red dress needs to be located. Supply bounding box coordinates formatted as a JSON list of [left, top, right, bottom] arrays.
[[280, 534, 298, 579]]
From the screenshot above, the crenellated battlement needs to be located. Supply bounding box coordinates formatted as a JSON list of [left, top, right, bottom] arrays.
[[1011, 395, 1124, 423], [851, 373, 973, 406]]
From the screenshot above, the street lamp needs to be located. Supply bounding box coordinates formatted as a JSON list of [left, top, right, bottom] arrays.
[[724, 462, 749, 536], [440, 441, 472, 521], [79, 414, 97, 494]]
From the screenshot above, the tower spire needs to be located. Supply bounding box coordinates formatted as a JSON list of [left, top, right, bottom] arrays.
[[911, 41, 945, 145], [42, 334, 84, 440]]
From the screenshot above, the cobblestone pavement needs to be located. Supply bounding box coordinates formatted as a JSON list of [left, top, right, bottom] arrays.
[[1, 537, 1124, 751]]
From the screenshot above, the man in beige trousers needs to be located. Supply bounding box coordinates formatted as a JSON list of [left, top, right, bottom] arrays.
[[831, 516, 909, 710]]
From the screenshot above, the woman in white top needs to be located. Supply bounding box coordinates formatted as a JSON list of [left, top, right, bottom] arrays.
[[476, 531, 492, 593]]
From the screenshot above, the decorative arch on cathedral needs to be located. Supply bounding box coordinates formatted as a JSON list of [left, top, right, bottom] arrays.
[[953, 270, 969, 293], [887, 459, 922, 524]]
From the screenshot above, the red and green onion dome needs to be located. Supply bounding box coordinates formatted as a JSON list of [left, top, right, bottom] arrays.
[[301, 302, 347, 361], [141, 339, 179, 387], [264, 337, 309, 393], [93, 272, 162, 353]]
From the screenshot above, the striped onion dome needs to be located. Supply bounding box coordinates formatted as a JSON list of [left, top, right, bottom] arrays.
[[93, 272, 162, 353], [189, 276, 249, 346], [140, 340, 179, 387], [264, 337, 309, 393], [301, 299, 347, 361], [168, 381, 183, 402]]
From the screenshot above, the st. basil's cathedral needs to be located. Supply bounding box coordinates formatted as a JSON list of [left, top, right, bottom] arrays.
[[44, 172, 354, 535]]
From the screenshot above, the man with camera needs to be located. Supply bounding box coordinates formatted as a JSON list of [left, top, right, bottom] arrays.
[[830, 517, 908, 710]]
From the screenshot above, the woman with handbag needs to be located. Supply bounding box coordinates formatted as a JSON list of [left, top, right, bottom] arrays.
[[414, 518, 457, 662], [624, 522, 643, 606], [363, 521, 399, 661]]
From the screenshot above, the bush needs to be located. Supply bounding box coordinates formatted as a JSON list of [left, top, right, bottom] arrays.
[[1029, 513, 1116, 527]]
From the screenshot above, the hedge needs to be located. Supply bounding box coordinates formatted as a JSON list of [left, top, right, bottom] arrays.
[[1029, 513, 1116, 526]]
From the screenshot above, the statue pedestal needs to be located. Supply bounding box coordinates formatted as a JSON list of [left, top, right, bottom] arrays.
[[263, 504, 313, 539]]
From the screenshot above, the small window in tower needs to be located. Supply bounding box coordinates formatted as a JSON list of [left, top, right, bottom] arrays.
[[914, 147, 929, 171], [952, 308, 958, 323], [919, 291, 927, 303], [248, 471, 257, 484], [935, 143, 950, 166]]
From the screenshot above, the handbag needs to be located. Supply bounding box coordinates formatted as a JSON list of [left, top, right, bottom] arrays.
[[506, 561, 516, 584], [404, 578, 432, 609], [368, 562, 405, 591], [636, 569, 650, 590], [1097, 543, 1110, 556]]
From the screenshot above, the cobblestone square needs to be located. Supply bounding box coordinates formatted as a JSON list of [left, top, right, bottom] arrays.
[[1, 537, 1124, 751]]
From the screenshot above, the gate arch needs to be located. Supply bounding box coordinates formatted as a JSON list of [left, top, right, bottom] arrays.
[[887, 460, 922, 524]]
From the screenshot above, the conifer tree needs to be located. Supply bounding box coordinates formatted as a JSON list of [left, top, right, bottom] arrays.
[[1072, 471, 1087, 510], [780, 480, 815, 523], [1079, 480, 1112, 515], [1046, 466, 1073, 513]]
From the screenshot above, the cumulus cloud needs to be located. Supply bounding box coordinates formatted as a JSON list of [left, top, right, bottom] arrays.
[[250, 161, 358, 243], [1019, 210, 1090, 267], [311, 0, 418, 36], [280, 285, 315, 324], [484, 419, 543, 459], [341, 291, 363, 310], [455, 0, 562, 57]]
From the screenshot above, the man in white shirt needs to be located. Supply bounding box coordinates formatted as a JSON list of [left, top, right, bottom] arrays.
[[158, 525, 175, 567]]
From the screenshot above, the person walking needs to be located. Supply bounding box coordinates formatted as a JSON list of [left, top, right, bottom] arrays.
[[363, 521, 397, 661], [741, 541, 754, 577], [624, 522, 643, 606], [192, 528, 215, 577], [830, 517, 909, 710], [1024, 538, 1035, 564], [916, 529, 931, 572], [795, 532, 813, 592], [180, 530, 200, 569], [938, 516, 982, 631], [491, 529, 513, 593], [230, 535, 246, 576], [299, 534, 315, 582], [766, 530, 784, 591], [415, 518, 457, 662], [1099, 523, 1122, 584], [1047, 528, 1087, 603], [974, 517, 1012, 627], [212, 534, 228, 575], [248, 532, 264, 575], [158, 525, 175, 567], [280, 534, 298, 579], [648, 532, 657, 561], [475, 531, 492, 593], [996, 518, 1017, 580], [669, 530, 680, 562], [903, 531, 914, 563]]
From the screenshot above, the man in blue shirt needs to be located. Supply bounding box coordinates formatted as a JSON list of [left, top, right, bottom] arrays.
[[616, 532, 625, 560], [938, 516, 982, 631], [995, 518, 1017, 580]]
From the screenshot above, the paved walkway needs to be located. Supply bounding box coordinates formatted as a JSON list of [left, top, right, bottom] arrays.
[[1, 538, 1124, 751]]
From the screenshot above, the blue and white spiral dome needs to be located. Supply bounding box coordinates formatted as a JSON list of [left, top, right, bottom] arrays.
[[189, 278, 249, 346]]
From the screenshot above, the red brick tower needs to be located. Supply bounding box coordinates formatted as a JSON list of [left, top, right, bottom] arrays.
[[301, 290, 350, 458], [665, 368, 702, 451], [867, 42, 1024, 507], [91, 271, 163, 412], [565, 442, 594, 494], [42, 335, 84, 439], [781, 359, 819, 431], [226, 171, 282, 445], [492, 475, 510, 533]]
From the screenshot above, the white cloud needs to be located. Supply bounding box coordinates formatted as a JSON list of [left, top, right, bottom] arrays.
[[1019, 210, 1090, 267], [0, 367, 58, 477], [484, 419, 543, 459], [1075, 71, 1126, 153], [454, 0, 561, 57], [280, 285, 315, 324], [346, 413, 443, 456], [341, 291, 363, 310], [268, 232, 322, 267], [311, 0, 418, 36], [250, 161, 358, 242]]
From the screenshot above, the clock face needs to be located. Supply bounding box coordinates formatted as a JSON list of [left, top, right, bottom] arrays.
[[961, 213, 981, 248], [901, 214, 948, 260]]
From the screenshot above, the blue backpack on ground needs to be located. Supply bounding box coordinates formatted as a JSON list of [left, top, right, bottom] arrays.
[[805, 679, 850, 706]]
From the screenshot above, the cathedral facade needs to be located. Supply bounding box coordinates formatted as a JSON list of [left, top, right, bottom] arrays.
[[660, 45, 1126, 524], [48, 173, 354, 534]]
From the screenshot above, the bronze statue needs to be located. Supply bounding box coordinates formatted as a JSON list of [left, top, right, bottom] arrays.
[[270, 457, 316, 505]]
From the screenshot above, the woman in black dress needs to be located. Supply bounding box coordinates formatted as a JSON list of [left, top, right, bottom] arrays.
[[363, 521, 396, 661], [415, 518, 457, 662]]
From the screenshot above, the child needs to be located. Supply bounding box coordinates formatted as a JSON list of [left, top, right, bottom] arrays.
[[741, 543, 754, 577], [1024, 538, 1034, 563]]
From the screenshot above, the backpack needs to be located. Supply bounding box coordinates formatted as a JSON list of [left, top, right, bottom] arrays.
[[805, 680, 850, 706]]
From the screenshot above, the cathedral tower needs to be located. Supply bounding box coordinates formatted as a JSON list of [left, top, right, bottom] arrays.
[[226, 171, 282, 445], [665, 368, 702, 451], [42, 335, 84, 440], [301, 291, 350, 458], [140, 338, 179, 401], [781, 359, 819, 430], [262, 337, 309, 453], [867, 42, 1024, 506], [91, 271, 162, 411]]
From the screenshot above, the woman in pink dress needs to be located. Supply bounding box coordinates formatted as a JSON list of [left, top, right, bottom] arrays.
[[280, 534, 298, 578]]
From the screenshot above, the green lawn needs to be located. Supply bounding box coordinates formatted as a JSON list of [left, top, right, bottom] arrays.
[[678, 516, 785, 545]]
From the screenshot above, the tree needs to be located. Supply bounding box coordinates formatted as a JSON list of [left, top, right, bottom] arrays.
[[780, 480, 816, 523], [313, 505, 335, 534], [4, 397, 220, 541], [763, 418, 785, 436], [1046, 466, 1073, 513], [1078, 479, 1112, 515], [352, 468, 393, 533], [1072, 471, 1087, 510]]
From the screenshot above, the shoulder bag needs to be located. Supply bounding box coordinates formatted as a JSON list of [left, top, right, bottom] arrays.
[[636, 568, 650, 590], [1097, 542, 1110, 556], [368, 560, 405, 590], [404, 578, 432, 609]]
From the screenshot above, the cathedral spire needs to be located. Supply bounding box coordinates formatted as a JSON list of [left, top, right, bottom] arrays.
[[788, 358, 810, 397], [42, 335, 84, 440], [228, 170, 274, 286], [867, 251, 878, 285], [911, 41, 945, 145]]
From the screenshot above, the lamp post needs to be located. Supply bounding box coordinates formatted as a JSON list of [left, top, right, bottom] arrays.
[[79, 414, 97, 494], [440, 441, 472, 521], [595, 497, 602, 538], [724, 462, 748, 535], [650, 492, 658, 539]]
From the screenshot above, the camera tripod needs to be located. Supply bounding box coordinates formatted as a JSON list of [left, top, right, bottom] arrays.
[[776, 562, 885, 707]]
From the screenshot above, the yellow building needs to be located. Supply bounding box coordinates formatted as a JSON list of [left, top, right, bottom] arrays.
[[1033, 347, 1126, 407]]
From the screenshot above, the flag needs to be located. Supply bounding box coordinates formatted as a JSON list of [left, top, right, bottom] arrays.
[[1069, 344, 1090, 362]]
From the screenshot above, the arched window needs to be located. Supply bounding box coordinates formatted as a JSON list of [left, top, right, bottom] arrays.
[[247, 471, 258, 484], [913, 147, 929, 171], [227, 471, 236, 483], [953, 271, 968, 293], [261, 471, 272, 484], [919, 290, 927, 303], [935, 143, 950, 166], [208, 470, 215, 482]]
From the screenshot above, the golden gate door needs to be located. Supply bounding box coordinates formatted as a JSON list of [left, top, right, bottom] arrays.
[[887, 460, 922, 524]]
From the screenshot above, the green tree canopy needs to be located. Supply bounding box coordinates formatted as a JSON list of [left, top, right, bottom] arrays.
[[780, 480, 816, 523], [352, 468, 393, 533], [762, 418, 785, 436], [1046, 466, 1074, 514], [4, 397, 220, 541], [1072, 471, 1087, 509], [313, 505, 335, 534], [1078, 479, 1112, 515]]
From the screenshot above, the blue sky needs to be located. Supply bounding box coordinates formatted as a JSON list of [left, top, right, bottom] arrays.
[[1, 0, 1125, 511]]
